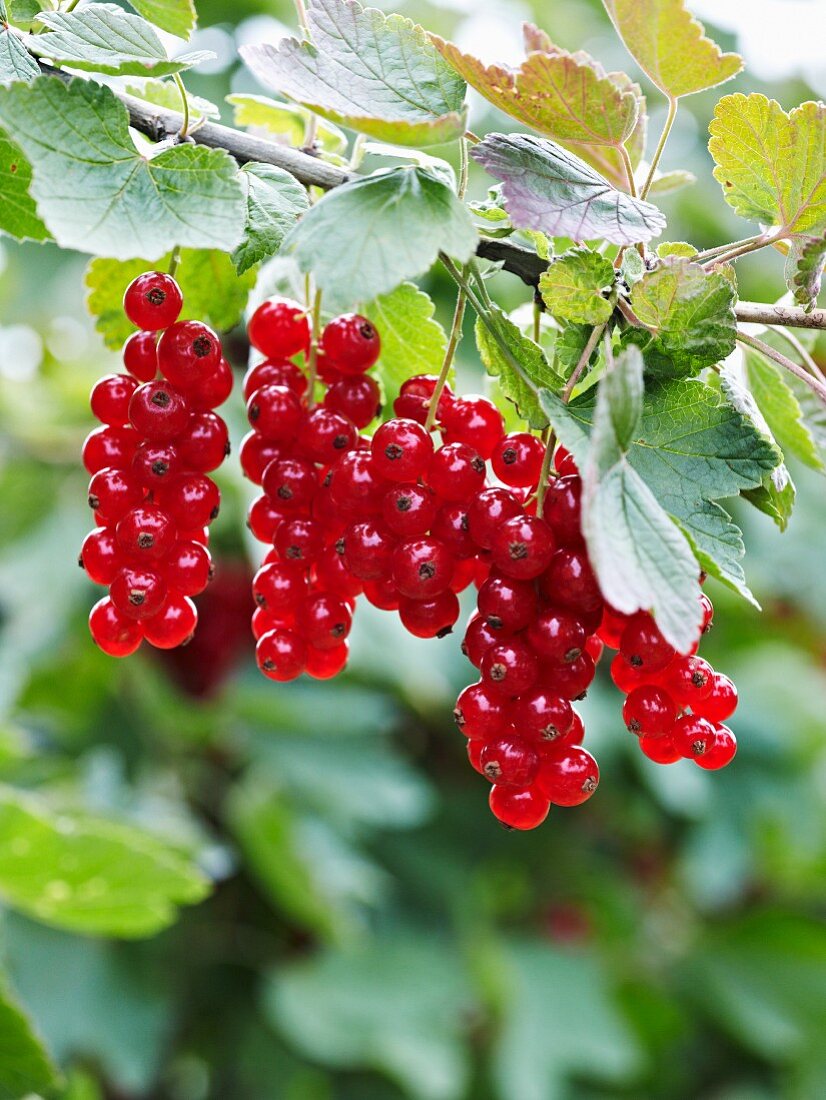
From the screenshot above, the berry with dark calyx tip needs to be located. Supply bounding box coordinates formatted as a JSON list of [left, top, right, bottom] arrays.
[[320, 313, 380, 374], [597, 605, 629, 649], [639, 733, 681, 764], [513, 688, 574, 743], [489, 785, 550, 830], [540, 548, 603, 616], [371, 418, 433, 482], [610, 652, 651, 693], [115, 504, 176, 560], [619, 612, 675, 674], [252, 561, 307, 615], [305, 642, 349, 680], [299, 407, 358, 465], [248, 298, 309, 359], [429, 442, 486, 501], [295, 593, 352, 650], [430, 502, 476, 559], [398, 590, 459, 638], [481, 736, 539, 786], [381, 483, 436, 538], [543, 652, 596, 700], [163, 540, 213, 596], [453, 681, 508, 739], [490, 515, 555, 580], [462, 614, 507, 667], [157, 320, 221, 391], [129, 380, 190, 442], [262, 457, 318, 512], [664, 655, 714, 708], [158, 473, 220, 529], [392, 537, 455, 599], [553, 445, 578, 476], [324, 374, 381, 429], [622, 685, 677, 737], [123, 272, 183, 330], [695, 724, 737, 770], [700, 592, 714, 633], [79, 527, 121, 586], [693, 672, 738, 723], [491, 432, 544, 488], [91, 374, 139, 426], [535, 746, 599, 806], [441, 395, 505, 459], [481, 639, 538, 697], [110, 566, 167, 621], [584, 634, 604, 663], [243, 359, 307, 401], [670, 714, 717, 760], [342, 521, 396, 581], [122, 331, 158, 382], [239, 432, 282, 485], [329, 451, 387, 517], [314, 544, 363, 600], [246, 384, 303, 442], [363, 576, 401, 611], [477, 572, 536, 632], [247, 495, 285, 542], [131, 441, 180, 488], [87, 467, 145, 523], [466, 487, 523, 550], [89, 596, 143, 657], [143, 593, 198, 648], [527, 608, 586, 664], [189, 357, 234, 412], [175, 412, 230, 473], [542, 475, 583, 546], [275, 517, 325, 564], [83, 425, 139, 474]]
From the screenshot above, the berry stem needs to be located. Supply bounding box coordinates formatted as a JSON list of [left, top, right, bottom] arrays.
[[293, 0, 310, 37], [532, 300, 542, 344], [702, 232, 781, 269], [425, 271, 467, 432], [640, 95, 677, 201], [305, 285, 323, 408], [735, 331, 826, 405], [694, 235, 765, 263], [168, 246, 181, 279], [619, 143, 637, 198], [172, 74, 190, 139], [534, 429, 557, 513], [562, 323, 606, 402]]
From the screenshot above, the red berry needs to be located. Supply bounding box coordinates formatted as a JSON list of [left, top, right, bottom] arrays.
[[429, 442, 486, 501], [371, 418, 433, 482], [543, 653, 596, 700], [320, 313, 380, 374], [329, 452, 386, 517], [553, 445, 578, 476], [467, 487, 523, 549], [477, 573, 536, 631], [255, 628, 307, 680], [639, 732, 680, 764], [143, 593, 198, 648], [110, 565, 167, 621], [131, 441, 181, 488], [535, 746, 599, 806], [262, 457, 318, 512], [397, 590, 459, 638], [157, 320, 221, 391], [491, 432, 544, 487], [430, 502, 476, 559], [699, 593, 714, 633], [527, 609, 586, 664], [610, 652, 650, 693], [82, 425, 139, 474], [295, 593, 352, 650], [622, 685, 677, 737], [239, 431, 282, 484], [299, 407, 358, 465], [441, 396, 505, 459], [381, 483, 436, 538], [540, 548, 603, 615], [392, 537, 455, 599], [252, 561, 307, 615], [247, 495, 285, 542], [670, 715, 717, 760], [275, 517, 325, 564], [513, 688, 574, 743], [243, 359, 307, 401], [123, 272, 183, 330], [324, 375, 381, 429], [163, 540, 213, 596], [488, 785, 550, 830], [315, 545, 363, 600], [584, 634, 604, 663], [246, 384, 303, 442], [481, 639, 538, 697], [490, 515, 555, 580], [619, 613, 675, 674], [481, 736, 539, 786], [453, 681, 508, 739], [129, 380, 190, 442], [342, 522, 396, 580], [461, 614, 506, 667], [122, 331, 158, 382], [175, 412, 230, 473], [79, 527, 121, 586], [467, 740, 485, 775], [88, 596, 143, 657], [542, 475, 582, 546], [597, 605, 628, 649], [91, 374, 139, 426], [115, 504, 176, 560], [87, 467, 145, 523], [695, 724, 737, 769], [693, 672, 738, 723], [663, 655, 714, 708], [248, 298, 309, 359], [158, 473, 220, 529], [363, 576, 401, 611], [305, 642, 349, 680]]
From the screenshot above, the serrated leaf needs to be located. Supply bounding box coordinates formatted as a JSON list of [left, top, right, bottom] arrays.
[[363, 282, 447, 400], [30, 5, 213, 76], [624, 257, 736, 377], [542, 376, 780, 604], [0, 10, 39, 83], [0, 130, 49, 242], [233, 162, 309, 275], [0, 786, 209, 938], [472, 132, 665, 247], [657, 240, 697, 259], [127, 0, 194, 39], [744, 349, 824, 471], [0, 76, 245, 259], [785, 233, 826, 310], [539, 247, 615, 324], [709, 95, 826, 239], [431, 26, 640, 149], [226, 92, 347, 152], [603, 0, 742, 99], [6, 0, 44, 31], [282, 166, 477, 309], [241, 0, 467, 147], [476, 306, 559, 429], [647, 169, 696, 196], [124, 77, 219, 120], [86, 249, 256, 348], [553, 321, 599, 382], [0, 982, 59, 1100]]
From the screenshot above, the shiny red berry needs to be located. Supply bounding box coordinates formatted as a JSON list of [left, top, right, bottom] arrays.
[[527, 608, 586, 664], [461, 614, 506, 668], [320, 313, 380, 374], [87, 467, 145, 523], [123, 272, 183, 330], [488, 785, 550, 830], [670, 715, 717, 760], [542, 475, 582, 546], [115, 504, 176, 560], [110, 565, 167, 621], [622, 685, 677, 737], [248, 298, 309, 359], [91, 374, 139, 426], [295, 593, 352, 650], [453, 681, 508, 740], [163, 540, 213, 596], [371, 418, 433, 482], [122, 331, 158, 382], [157, 320, 221, 391], [391, 537, 455, 599], [477, 572, 536, 632], [252, 561, 307, 615], [88, 596, 143, 657], [246, 384, 303, 442], [397, 590, 459, 638], [441, 395, 505, 459], [693, 672, 738, 723], [243, 359, 307, 401], [341, 521, 396, 581], [695, 724, 737, 769], [82, 426, 139, 474], [466, 487, 523, 550], [324, 375, 381, 429], [540, 548, 603, 615], [619, 613, 675, 674], [79, 527, 121, 585], [129, 380, 190, 442], [481, 639, 538, 697], [481, 736, 539, 786], [513, 688, 574, 743], [491, 432, 544, 488], [175, 412, 230, 473], [429, 442, 486, 501], [535, 746, 599, 806], [381, 483, 436, 538], [490, 515, 555, 580]]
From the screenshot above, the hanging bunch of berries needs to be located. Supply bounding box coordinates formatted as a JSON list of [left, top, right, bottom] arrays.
[[80, 272, 231, 656]]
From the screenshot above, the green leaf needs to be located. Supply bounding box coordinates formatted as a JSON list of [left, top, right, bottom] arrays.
[[647, 168, 696, 196], [709, 95, 826, 237], [603, 0, 742, 98], [624, 257, 737, 377], [541, 376, 780, 604], [265, 935, 474, 1100], [476, 306, 559, 429], [539, 247, 615, 324], [553, 321, 599, 382], [578, 347, 703, 649], [86, 249, 256, 349], [0, 786, 209, 937], [31, 5, 213, 76], [126, 0, 194, 39], [472, 132, 666, 247], [0, 129, 49, 242], [432, 25, 641, 148], [226, 92, 347, 152], [241, 0, 467, 147], [363, 282, 447, 401], [0, 76, 245, 259], [785, 232, 826, 311], [745, 347, 823, 472], [232, 162, 309, 276], [283, 166, 477, 309], [0, 982, 59, 1100], [0, 8, 39, 83], [7, 0, 45, 31], [124, 76, 219, 119]]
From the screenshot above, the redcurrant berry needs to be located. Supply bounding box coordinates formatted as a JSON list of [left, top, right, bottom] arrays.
[[490, 515, 555, 580], [248, 298, 309, 359], [622, 685, 677, 737], [397, 590, 459, 638], [320, 313, 380, 374], [129, 381, 190, 442], [122, 331, 158, 382], [370, 418, 433, 482], [535, 746, 599, 806], [453, 681, 508, 739], [123, 272, 183, 331], [488, 785, 550, 830], [110, 566, 167, 621], [89, 596, 143, 657], [481, 736, 539, 786], [491, 432, 544, 488], [693, 672, 738, 723]]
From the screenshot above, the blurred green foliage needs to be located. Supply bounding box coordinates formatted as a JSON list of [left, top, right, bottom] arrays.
[[1, 1, 825, 1098]]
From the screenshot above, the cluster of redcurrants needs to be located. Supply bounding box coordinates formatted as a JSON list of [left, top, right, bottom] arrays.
[[241, 298, 383, 680], [80, 272, 231, 656], [606, 601, 738, 768]]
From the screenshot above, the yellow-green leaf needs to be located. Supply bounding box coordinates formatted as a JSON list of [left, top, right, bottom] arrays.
[[363, 282, 447, 402], [226, 92, 347, 153], [539, 247, 615, 325]]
